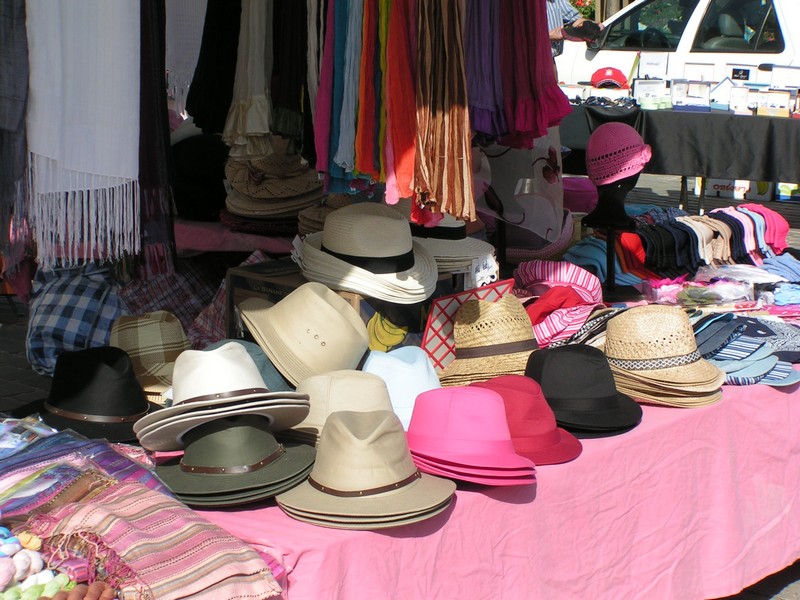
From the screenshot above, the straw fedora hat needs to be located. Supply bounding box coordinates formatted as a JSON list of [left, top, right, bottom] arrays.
[[133, 342, 309, 442], [279, 370, 394, 446], [109, 310, 190, 404], [224, 156, 322, 199], [603, 304, 725, 391], [296, 202, 439, 305], [276, 410, 456, 528], [155, 415, 316, 507], [437, 295, 539, 387], [239, 282, 370, 386], [224, 187, 324, 218]]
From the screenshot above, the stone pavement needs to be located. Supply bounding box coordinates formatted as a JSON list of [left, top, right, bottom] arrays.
[[1, 175, 800, 598]]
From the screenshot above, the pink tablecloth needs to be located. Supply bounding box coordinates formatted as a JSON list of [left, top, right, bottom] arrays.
[[200, 381, 800, 600], [174, 219, 294, 256]]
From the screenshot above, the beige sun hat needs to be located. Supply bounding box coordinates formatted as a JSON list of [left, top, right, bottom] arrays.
[[109, 310, 190, 405], [278, 370, 394, 447], [603, 304, 725, 404], [225, 158, 322, 199], [275, 410, 456, 528], [224, 187, 324, 218], [239, 282, 370, 386], [296, 202, 439, 305], [437, 295, 539, 387]]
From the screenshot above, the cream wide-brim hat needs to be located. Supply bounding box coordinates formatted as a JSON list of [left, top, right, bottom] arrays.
[[239, 282, 371, 386], [296, 202, 439, 305]]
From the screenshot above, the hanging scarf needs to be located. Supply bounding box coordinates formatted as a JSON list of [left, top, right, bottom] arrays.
[[165, 0, 208, 118], [415, 0, 475, 220], [26, 1, 141, 271]]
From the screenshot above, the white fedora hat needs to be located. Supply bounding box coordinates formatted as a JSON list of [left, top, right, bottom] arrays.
[[239, 282, 370, 386], [296, 202, 439, 304], [133, 341, 309, 440]]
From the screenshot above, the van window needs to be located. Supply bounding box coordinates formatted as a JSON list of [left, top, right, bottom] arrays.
[[693, 0, 785, 52], [600, 0, 700, 51]]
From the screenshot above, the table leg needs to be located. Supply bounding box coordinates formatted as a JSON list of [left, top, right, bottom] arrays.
[[698, 177, 707, 216], [679, 176, 688, 212]]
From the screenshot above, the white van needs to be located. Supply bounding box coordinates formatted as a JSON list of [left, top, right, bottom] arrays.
[[555, 0, 800, 86]]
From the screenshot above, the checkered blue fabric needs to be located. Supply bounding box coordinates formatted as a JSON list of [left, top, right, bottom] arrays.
[[26, 266, 128, 375]]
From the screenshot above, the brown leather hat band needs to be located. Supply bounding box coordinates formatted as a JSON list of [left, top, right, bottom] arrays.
[[455, 339, 538, 359], [43, 402, 147, 424], [179, 444, 285, 474], [307, 469, 421, 498]]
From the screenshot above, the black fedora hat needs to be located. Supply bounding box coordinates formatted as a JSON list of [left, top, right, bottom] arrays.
[[40, 346, 160, 442], [525, 344, 642, 435]]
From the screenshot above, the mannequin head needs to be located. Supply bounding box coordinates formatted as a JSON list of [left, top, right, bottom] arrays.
[[585, 123, 651, 186], [582, 173, 640, 230]]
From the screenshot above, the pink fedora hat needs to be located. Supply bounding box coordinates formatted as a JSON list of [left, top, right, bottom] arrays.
[[406, 386, 535, 471], [470, 375, 582, 465]]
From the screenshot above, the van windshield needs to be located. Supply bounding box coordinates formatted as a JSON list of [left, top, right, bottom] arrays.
[[602, 0, 701, 51], [692, 0, 785, 52]]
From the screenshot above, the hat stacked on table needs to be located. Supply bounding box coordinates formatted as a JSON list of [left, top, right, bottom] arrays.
[[602, 304, 726, 407], [405, 386, 537, 485], [222, 135, 325, 236], [276, 410, 456, 529], [437, 295, 539, 386], [278, 371, 394, 447], [295, 202, 439, 305], [297, 193, 354, 235], [135, 342, 311, 452], [525, 344, 643, 438], [139, 342, 315, 507]]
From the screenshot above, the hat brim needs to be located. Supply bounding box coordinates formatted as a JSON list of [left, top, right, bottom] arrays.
[[548, 390, 643, 432], [515, 427, 584, 465], [133, 389, 308, 433], [137, 401, 311, 451], [405, 439, 535, 471], [413, 235, 495, 261], [277, 496, 454, 530], [409, 449, 538, 474], [156, 442, 315, 496], [40, 399, 163, 443], [607, 357, 725, 390], [614, 384, 722, 407], [707, 342, 774, 372], [412, 457, 536, 487], [174, 466, 314, 508], [299, 233, 439, 304], [437, 350, 535, 387], [226, 162, 323, 199], [275, 470, 455, 519]]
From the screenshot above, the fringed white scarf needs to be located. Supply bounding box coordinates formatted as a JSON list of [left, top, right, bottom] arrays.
[[165, 0, 207, 118], [25, 1, 141, 271]]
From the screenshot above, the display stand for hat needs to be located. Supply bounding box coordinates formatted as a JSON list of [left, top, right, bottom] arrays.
[[581, 173, 644, 303]]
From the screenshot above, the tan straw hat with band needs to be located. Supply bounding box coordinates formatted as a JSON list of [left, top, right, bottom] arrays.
[[437, 295, 538, 387]]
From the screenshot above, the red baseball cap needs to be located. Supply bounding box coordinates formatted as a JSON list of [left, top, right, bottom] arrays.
[[591, 67, 629, 89]]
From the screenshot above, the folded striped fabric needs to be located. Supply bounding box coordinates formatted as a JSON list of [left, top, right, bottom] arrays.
[[24, 481, 282, 600]]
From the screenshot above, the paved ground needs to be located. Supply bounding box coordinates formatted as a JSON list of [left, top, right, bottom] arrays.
[[2, 175, 800, 598]]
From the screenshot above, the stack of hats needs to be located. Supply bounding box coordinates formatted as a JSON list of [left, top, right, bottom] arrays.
[[110, 311, 191, 405], [361, 346, 442, 430], [692, 313, 800, 388], [155, 415, 316, 508], [239, 282, 371, 386], [134, 342, 310, 452], [526, 344, 643, 437], [295, 202, 439, 305], [437, 295, 538, 386], [222, 136, 325, 236], [602, 305, 726, 407], [278, 371, 394, 447], [405, 386, 537, 485], [297, 193, 354, 235], [276, 410, 456, 529], [513, 260, 605, 348], [390, 198, 496, 275], [33, 346, 161, 444], [470, 375, 582, 464]]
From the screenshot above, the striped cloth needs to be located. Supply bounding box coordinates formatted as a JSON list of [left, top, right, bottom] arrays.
[[514, 260, 604, 347], [25, 481, 282, 600]]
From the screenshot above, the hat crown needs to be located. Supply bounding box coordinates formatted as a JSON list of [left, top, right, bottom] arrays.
[[585, 122, 651, 186], [311, 410, 417, 493], [48, 346, 147, 416], [453, 296, 533, 350], [182, 415, 282, 469], [295, 371, 393, 431], [472, 375, 557, 433], [171, 342, 267, 405], [604, 305, 699, 360], [110, 310, 189, 367], [525, 344, 620, 399], [322, 202, 413, 259]]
